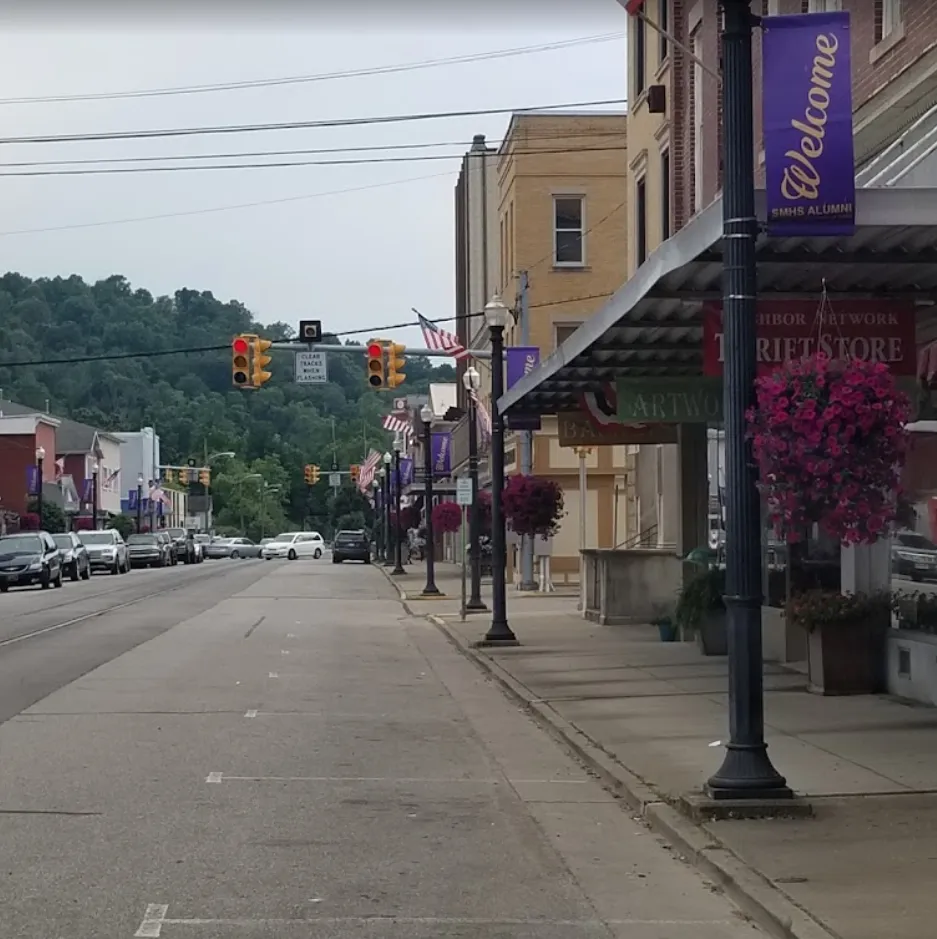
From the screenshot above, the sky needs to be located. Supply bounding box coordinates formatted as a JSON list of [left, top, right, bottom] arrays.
[[0, 1, 626, 351]]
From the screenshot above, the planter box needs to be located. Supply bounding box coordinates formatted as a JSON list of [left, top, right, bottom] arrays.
[[807, 619, 888, 695], [887, 628, 937, 706], [695, 610, 728, 656]]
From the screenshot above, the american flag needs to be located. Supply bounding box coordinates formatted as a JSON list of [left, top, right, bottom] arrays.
[[357, 449, 382, 492], [148, 484, 173, 507], [382, 414, 410, 436], [467, 388, 492, 443], [105, 468, 120, 485], [415, 312, 470, 361]]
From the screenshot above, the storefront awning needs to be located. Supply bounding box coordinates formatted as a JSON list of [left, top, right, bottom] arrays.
[[498, 187, 937, 418]]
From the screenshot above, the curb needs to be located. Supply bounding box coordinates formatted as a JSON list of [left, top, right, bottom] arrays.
[[426, 612, 841, 939]]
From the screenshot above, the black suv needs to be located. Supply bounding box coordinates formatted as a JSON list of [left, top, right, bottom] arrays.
[[332, 530, 371, 564]]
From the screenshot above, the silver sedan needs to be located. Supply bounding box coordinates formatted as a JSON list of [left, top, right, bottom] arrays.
[[203, 537, 262, 560]]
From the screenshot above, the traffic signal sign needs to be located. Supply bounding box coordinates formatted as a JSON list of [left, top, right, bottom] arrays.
[[199, 469, 211, 486], [304, 464, 321, 485], [349, 464, 360, 484], [251, 337, 273, 388], [232, 335, 250, 387], [366, 340, 385, 389], [386, 343, 406, 389]]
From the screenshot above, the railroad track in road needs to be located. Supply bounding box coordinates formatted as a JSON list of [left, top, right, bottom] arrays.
[[0, 559, 263, 649]]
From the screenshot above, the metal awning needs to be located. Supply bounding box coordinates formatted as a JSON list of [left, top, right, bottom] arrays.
[[499, 187, 937, 417]]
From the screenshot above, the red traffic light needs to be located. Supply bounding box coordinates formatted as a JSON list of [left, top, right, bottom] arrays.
[[367, 342, 383, 358], [232, 337, 249, 355]]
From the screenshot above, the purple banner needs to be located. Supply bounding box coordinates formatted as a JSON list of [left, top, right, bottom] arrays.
[[82, 478, 93, 502], [391, 458, 414, 492], [506, 346, 540, 390], [26, 465, 39, 496], [431, 432, 451, 477], [763, 12, 855, 237]]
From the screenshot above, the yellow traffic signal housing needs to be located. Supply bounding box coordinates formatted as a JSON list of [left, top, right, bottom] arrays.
[[310, 464, 320, 484], [386, 343, 406, 389], [232, 335, 251, 387], [303, 464, 313, 485], [163, 468, 175, 484], [366, 339, 385, 389], [349, 464, 360, 484], [251, 337, 273, 388], [199, 469, 211, 486]]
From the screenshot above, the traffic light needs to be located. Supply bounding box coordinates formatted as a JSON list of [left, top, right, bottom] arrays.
[[386, 343, 406, 388], [251, 337, 273, 388], [349, 464, 360, 484], [232, 335, 250, 387], [199, 469, 211, 486], [310, 464, 320, 484], [304, 464, 321, 485], [163, 468, 175, 484], [366, 340, 385, 389]]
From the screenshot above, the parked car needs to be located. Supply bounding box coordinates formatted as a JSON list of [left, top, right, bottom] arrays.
[[167, 527, 199, 564], [52, 532, 92, 582], [892, 530, 937, 582], [0, 531, 64, 592], [204, 536, 261, 559], [127, 533, 172, 568], [332, 530, 371, 564], [78, 529, 130, 575], [156, 531, 179, 565], [262, 532, 325, 560]]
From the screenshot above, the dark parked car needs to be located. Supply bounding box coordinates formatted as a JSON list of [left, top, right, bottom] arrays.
[[332, 530, 371, 564], [52, 532, 91, 582], [167, 527, 199, 564], [0, 531, 64, 592], [127, 533, 171, 568], [892, 530, 937, 582]]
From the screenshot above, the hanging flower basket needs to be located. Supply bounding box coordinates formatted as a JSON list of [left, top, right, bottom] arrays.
[[503, 475, 564, 538], [432, 501, 462, 534], [19, 513, 40, 531], [746, 353, 911, 545]]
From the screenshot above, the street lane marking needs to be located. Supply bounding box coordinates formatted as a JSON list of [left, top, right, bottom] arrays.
[[287, 633, 296, 638], [281, 649, 290, 655], [268, 672, 279, 678], [159, 915, 733, 927], [205, 772, 223, 784], [134, 903, 169, 937], [244, 710, 258, 719]]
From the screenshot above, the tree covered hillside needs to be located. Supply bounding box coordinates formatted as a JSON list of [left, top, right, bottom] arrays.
[[0, 272, 455, 535]]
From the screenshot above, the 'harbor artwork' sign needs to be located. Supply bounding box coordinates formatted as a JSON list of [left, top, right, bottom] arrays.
[[762, 11, 856, 237], [615, 378, 723, 424], [702, 300, 916, 377]]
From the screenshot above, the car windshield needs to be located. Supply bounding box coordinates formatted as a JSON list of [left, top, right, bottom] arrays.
[[273, 534, 295, 542], [194, 535, 210, 543], [898, 533, 937, 550], [128, 534, 157, 545], [0, 534, 43, 554], [79, 532, 115, 545], [52, 535, 74, 549], [168, 529, 186, 538]]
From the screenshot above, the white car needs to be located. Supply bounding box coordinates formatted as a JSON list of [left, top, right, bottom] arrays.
[[261, 532, 325, 560]]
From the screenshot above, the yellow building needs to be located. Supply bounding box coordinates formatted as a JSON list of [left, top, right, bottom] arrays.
[[475, 110, 633, 583]]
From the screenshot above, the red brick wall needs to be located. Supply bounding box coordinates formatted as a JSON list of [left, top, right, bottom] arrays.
[[0, 434, 37, 516]]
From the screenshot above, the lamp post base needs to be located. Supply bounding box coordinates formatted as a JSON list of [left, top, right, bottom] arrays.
[[391, 566, 407, 576], [465, 599, 488, 612], [482, 621, 517, 645], [474, 636, 520, 648], [706, 743, 793, 801], [421, 585, 442, 596]]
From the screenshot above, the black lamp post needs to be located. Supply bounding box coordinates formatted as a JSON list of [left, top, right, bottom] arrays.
[[372, 478, 381, 560], [91, 458, 99, 529], [706, 0, 791, 801], [382, 455, 393, 567], [136, 473, 144, 533], [483, 294, 517, 644], [391, 444, 406, 576], [420, 404, 441, 596], [462, 365, 487, 612], [35, 446, 45, 527]]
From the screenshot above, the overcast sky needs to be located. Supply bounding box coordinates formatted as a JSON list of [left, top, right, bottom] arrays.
[[0, 2, 626, 350]]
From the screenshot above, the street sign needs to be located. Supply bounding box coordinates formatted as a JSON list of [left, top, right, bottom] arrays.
[[330, 460, 338, 472], [298, 319, 322, 343], [329, 472, 342, 488], [456, 477, 473, 506], [393, 397, 407, 411], [294, 350, 328, 384]]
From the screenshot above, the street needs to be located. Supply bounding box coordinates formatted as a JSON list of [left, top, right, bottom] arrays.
[[0, 559, 762, 939]]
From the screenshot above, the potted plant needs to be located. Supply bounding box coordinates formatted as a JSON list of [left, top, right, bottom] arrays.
[[786, 589, 891, 695], [674, 562, 727, 656], [650, 606, 678, 642]]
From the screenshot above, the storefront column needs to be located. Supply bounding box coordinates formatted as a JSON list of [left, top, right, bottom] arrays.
[[677, 423, 709, 557], [841, 540, 891, 596]]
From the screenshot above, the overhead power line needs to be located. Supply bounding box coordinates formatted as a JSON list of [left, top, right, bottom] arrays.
[[0, 97, 627, 146], [0, 34, 623, 106]]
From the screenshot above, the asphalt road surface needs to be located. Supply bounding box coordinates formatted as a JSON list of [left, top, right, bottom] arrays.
[[0, 558, 764, 939]]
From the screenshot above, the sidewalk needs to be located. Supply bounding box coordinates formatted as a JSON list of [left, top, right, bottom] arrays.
[[385, 562, 937, 939]]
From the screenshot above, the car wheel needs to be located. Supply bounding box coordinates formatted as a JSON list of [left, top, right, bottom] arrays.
[[54, 568, 63, 588], [0, 583, 7, 593], [288, 549, 297, 561], [314, 549, 322, 559], [333, 557, 341, 564], [70, 562, 80, 582], [231, 551, 240, 559], [364, 557, 371, 565], [81, 562, 91, 580], [111, 560, 120, 575]]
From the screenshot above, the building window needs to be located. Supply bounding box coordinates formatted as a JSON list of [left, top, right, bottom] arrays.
[[553, 196, 585, 266], [692, 26, 703, 212], [633, 13, 646, 98], [804, 0, 841, 10], [659, 0, 669, 63], [660, 148, 671, 241], [764, 0, 779, 13], [635, 176, 648, 267], [875, 0, 901, 41], [555, 323, 583, 348]]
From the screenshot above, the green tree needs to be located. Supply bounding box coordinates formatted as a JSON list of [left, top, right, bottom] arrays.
[[26, 497, 66, 533]]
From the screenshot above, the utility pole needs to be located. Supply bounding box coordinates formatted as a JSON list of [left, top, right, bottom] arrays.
[[517, 271, 537, 590]]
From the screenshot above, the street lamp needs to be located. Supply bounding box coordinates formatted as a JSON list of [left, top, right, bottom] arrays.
[[207, 451, 235, 462], [236, 472, 263, 534], [391, 442, 406, 576], [91, 456, 100, 529], [483, 294, 516, 644], [382, 453, 393, 567], [260, 483, 280, 540], [420, 404, 441, 596], [136, 472, 144, 532], [35, 446, 45, 526], [706, 0, 791, 801], [462, 366, 487, 612]]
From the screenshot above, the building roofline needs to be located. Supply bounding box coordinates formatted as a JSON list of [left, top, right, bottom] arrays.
[[499, 109, 628, 155]]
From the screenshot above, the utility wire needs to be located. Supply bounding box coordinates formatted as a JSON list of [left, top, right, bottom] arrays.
[[0, 97, 627, 146], [0, 34, 623, 106]]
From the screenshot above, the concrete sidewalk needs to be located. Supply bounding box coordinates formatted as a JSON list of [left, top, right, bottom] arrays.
[[385, 562, 937, 939]]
